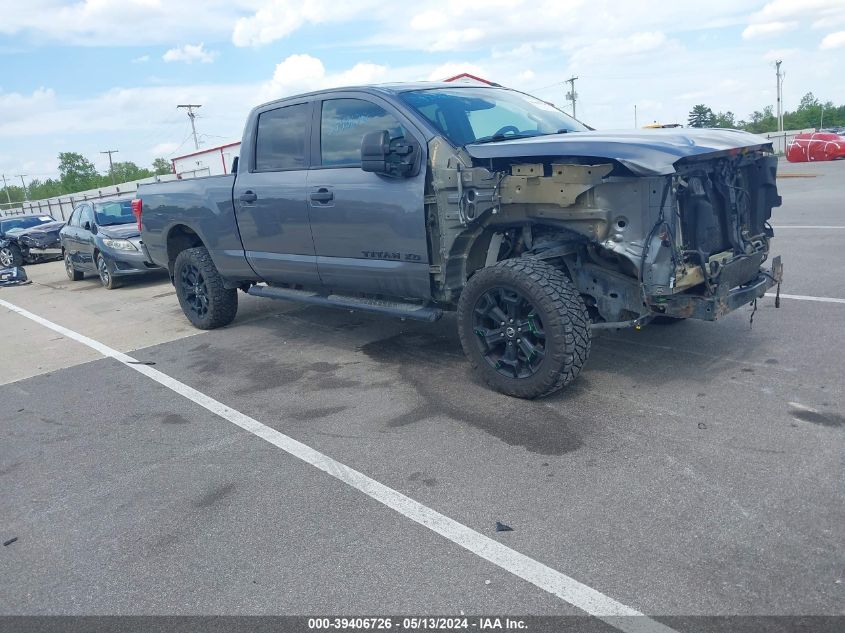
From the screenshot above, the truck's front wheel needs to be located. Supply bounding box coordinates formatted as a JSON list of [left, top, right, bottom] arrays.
[[457, 258, 591, 399], [173, 246, 238, 329]]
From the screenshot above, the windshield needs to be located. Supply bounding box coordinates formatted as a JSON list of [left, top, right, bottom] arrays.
[[0, 216, 54, 234], [400, 87, 588, 147], [94, 200, 135, 226]]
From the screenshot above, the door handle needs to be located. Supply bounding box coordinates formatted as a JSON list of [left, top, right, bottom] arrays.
[[239, 190, 258, 203], [309, 188, 334, 203]]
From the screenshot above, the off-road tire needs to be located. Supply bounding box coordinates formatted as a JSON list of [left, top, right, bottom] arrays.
[[0, 244, 23, 268], [457, 257, 591, 399], [64, 250, 83, 281], [173, 246, 238, 330], [96, 253, 121, 289]]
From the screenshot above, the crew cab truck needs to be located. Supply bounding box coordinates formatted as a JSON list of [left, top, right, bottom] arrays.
[[137, 83, 783, 399]]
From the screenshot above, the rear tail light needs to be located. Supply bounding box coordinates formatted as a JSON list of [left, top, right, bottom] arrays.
[[131, 198, 143, 231]]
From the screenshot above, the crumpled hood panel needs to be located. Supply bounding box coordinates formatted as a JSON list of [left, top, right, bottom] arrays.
[[465, 128, 773, 176], [17, 221, 65, 235]]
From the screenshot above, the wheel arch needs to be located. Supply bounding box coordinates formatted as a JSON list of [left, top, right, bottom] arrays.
[[166, 224, 206, 276]]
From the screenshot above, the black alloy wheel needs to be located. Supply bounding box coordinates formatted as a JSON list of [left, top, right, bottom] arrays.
[[172, 246, 238, 330], [457, 257, 591, 399], [472, 287, 546, 379], [180, 262, 209, 318]]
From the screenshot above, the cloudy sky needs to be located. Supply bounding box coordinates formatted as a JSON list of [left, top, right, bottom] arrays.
[[1, 0, 844, 181]]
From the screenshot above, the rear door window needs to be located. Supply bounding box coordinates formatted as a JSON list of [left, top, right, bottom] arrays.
[[319, 98, 406, 167], [254, 103, 310, 171]]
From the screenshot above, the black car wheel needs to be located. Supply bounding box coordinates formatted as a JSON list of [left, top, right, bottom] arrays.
[[97, 253, 120, 289], [0, 244, 23, 268], [173, 246, 237, 329], [457, 258, 591, 399], [64, 250, 83, 281]]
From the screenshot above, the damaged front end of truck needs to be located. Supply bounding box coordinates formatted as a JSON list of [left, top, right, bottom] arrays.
[[426, 128, 784, 327]]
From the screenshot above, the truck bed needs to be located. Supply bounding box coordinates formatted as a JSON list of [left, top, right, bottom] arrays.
[[137, 174, 256, 284]]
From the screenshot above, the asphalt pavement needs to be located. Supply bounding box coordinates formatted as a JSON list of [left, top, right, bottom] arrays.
[[1, 158, 843, 626]]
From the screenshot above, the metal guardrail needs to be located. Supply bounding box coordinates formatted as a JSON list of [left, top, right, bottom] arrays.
[[0, 173, 184, 221]]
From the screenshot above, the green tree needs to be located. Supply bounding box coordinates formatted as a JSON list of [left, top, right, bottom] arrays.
[[58, 152, 99, 193], [109, 161, 153, 183], [27, 178, 65, 200], [152, 157, 172, 176], [1, 184, 26, 204], [713, 111, 736, 128], [744, 106, 777, 134], [688, 104, 715, 128]]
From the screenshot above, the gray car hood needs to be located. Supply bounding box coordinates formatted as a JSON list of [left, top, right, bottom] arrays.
[[465, 128, 773, 176], [98, 223, 140, 239]]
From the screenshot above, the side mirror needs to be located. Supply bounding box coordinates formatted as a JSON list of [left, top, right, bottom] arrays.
[[231, 156, 239, 174], [361, 130, 389, 174], [83, 221, 92, 231], [361, 130, 417, 178]]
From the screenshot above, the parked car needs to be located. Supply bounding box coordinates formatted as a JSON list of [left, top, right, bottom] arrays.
[[786, 132, 845, 162], [0, 215, 64, 267], [60, 198, 161, 289], [137, 83, 783, 399]]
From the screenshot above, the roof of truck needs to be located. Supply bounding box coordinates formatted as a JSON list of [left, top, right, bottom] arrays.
[[257, 82, 507, 110]]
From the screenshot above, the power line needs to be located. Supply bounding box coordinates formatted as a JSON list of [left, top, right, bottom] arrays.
[[565, 76, 579, 119], [177, 104, 202, 150], [775, 60, 784, 132], [100, 149, 119, 185], [15, 175, 28, 201], [0, 175, 11, 204]]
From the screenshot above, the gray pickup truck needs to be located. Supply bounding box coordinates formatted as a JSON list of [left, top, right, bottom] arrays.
[[137, 83, 783, 398]]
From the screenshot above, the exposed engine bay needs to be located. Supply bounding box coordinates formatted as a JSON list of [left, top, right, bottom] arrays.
[[426, 138, 783, 325]]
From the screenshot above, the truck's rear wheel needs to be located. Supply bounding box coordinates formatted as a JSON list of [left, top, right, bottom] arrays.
[[457, 258, 591, 399], [173, 246, 237, 329]]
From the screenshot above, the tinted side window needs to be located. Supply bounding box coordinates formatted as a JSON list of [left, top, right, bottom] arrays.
[[80, 205, 95, 228], [255, 103, 310, 171], [320, 99, 406, 167], [67, 208, 80, 227]]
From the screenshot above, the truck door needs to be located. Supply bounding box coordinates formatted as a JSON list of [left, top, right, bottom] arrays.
[[233, 100, 319, 286], [306, 96, 430, 299]]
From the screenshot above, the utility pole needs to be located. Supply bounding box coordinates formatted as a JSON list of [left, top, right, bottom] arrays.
[[634, 104, 638, 128], [101, 149, 119, 185], [1, 174, 11, 204], [565, 76, 578, 119], [16, 175, 28, 201], [775, 60, 783, 133], [177, 104, 202, 150]]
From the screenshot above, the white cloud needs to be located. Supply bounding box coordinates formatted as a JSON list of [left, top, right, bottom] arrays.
[[163, 43, 217, 64], [755, 0, 845, 21], [742, 21, 798, 39], [570, 31, 673, 65], [231, 0, 382, 47], [0, 0, 250, 46], [150, 142, 179, 156], [820, 30, 845, 49], [762, 48, 799, 61], [259, 54, 389, 101], [132, 55, 150, 63]]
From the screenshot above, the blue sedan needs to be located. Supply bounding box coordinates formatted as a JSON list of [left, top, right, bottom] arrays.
[[60, 198, 162, 289]]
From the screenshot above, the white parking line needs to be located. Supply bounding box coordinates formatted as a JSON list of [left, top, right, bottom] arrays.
[[0, 298, 674, 633], [766, 293, 845, 304], [772, 225, 845, 229]]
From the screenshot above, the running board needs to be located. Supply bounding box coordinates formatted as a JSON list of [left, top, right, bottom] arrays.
[[247, 285, 443, 322]]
